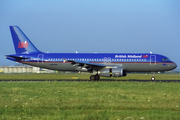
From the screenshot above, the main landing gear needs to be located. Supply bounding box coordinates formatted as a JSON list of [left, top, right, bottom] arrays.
[[90, 74, 100, 81]]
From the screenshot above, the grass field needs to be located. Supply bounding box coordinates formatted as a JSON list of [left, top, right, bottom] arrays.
[[0, 73, 180, 120]]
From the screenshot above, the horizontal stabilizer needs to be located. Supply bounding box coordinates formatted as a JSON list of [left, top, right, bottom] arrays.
[[6, 55, 29, 60]]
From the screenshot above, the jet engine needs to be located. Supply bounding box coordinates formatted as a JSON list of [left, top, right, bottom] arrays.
[[99, 68, 126, 77]]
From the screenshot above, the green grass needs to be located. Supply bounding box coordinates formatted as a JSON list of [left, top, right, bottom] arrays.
[[0, 73, 180, 80], [0, 81, 180, 119]]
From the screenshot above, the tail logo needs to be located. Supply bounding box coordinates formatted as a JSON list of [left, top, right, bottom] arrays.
[[18, 41, 28, 48]]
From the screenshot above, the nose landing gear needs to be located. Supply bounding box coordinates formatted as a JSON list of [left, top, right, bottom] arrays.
[[151, 72, 155, 81]]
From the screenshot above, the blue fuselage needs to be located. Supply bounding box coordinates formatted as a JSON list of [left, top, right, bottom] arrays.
[[7, 53, 177, 72]]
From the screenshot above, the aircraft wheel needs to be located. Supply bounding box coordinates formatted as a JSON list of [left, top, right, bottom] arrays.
[[95, 75, 100, 81], [90, 75, 95, 81], [151, 77, 155, 81]]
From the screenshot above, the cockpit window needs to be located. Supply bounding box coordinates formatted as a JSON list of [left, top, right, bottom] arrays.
[[162, 58, 170, 61]]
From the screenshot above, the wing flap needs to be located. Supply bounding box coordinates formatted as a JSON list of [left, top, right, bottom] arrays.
[[65, 59, 106, 71]]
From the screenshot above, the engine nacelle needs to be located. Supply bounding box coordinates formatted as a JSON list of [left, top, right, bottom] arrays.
[[99, 68, 126, 77]]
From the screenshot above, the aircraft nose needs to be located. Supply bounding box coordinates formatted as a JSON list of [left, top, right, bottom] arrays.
[[166, 62, 177, 71], [173, 62, 177, 69], [170, 62, 177, 70]]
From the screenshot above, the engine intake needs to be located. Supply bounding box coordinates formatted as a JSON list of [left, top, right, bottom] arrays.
[[99, 68, 126, 77]]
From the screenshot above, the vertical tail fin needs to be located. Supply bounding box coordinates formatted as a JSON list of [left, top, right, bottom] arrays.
[[9, 26, 41, 54]]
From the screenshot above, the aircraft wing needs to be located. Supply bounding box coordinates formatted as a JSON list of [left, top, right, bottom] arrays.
[[66, 59, 106, 72]]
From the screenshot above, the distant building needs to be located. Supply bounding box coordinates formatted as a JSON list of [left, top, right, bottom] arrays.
[[0, 66, 54, 73]]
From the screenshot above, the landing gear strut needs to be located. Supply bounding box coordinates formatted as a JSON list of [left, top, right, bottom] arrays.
[[90, 74, 100, 81], [151, 72, 155, 81]]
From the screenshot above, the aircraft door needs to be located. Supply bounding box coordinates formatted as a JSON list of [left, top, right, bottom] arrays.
[[38, 54, 44, 64], [150, 55, 156, 65]]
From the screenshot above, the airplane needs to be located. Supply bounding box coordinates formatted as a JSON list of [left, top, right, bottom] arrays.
[[6, 26, 177, 81]]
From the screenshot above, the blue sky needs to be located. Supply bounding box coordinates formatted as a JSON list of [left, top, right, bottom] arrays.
[[0, 0, 180, 68]]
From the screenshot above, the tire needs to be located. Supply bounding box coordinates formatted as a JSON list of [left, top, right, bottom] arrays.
[[95, 75, 100, 81], [151, 77, 155, 81], [90, 75, 95, 81]]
